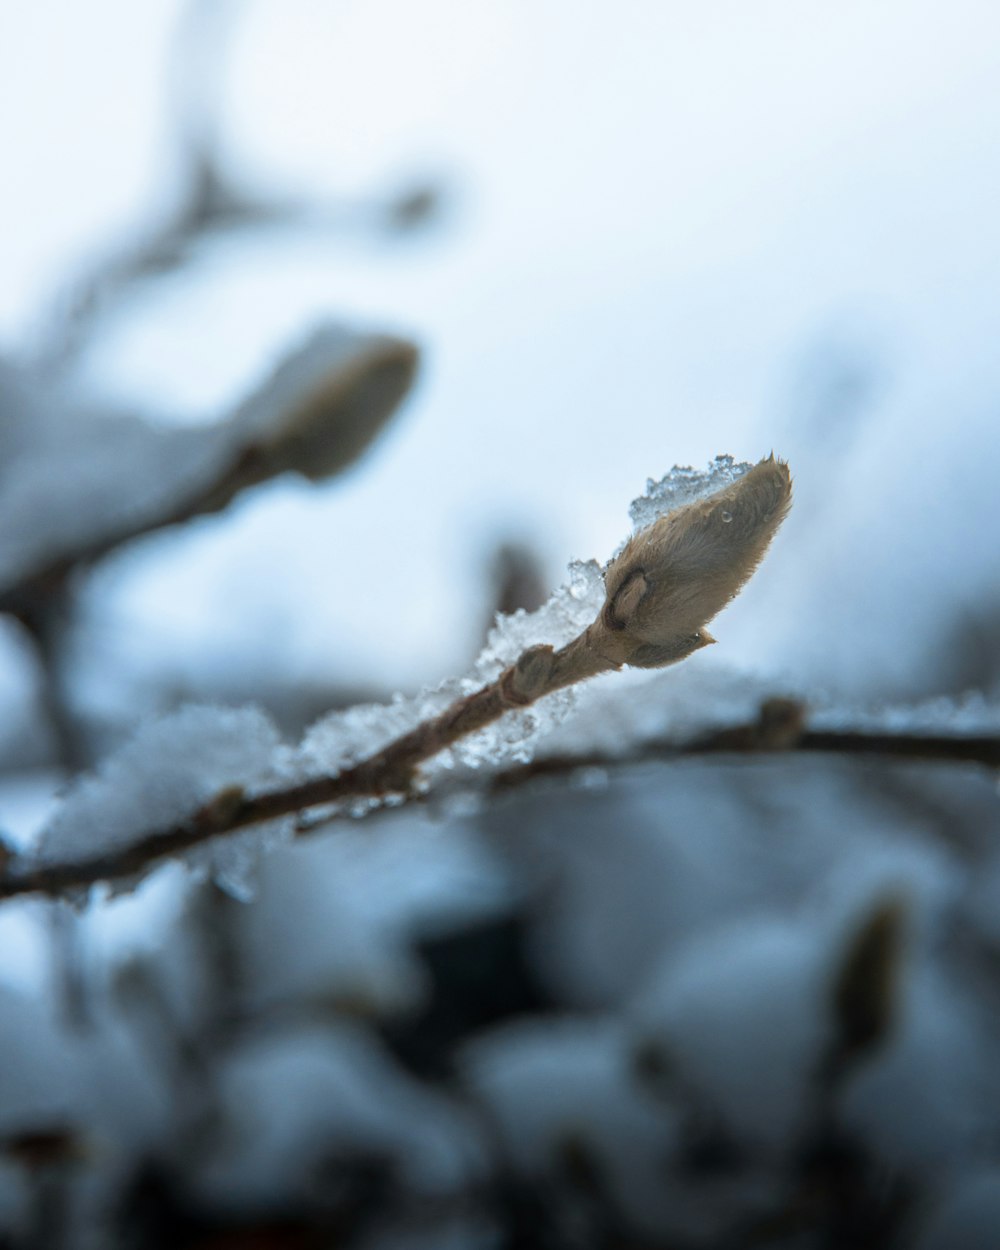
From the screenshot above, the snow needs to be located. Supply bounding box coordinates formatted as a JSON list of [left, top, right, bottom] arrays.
[[14, 475, 998, 922], [233, 814, 511, 1019], [21, 587, 1000, 908], [229, 322, 416, 481], [31, 704, 287, 879], [628, 455, 754, 533], [0, 322, 414, 597], [810, 689, 1000, 736], [0, 361, 232, 592], [630, 918, 831, 1152], [462, 1017, 682, 1238], [194, 1020, 483, 1210], [299, 459, 770, 783]]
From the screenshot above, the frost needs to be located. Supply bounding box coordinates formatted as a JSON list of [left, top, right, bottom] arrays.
[[9, 450, 800, 900], [451, 559, 607, 766], [298, 685, 461, 776], [21, 549, 602, 897], [474, 559, 605, 679], [628, 454, 754, 532], [32, 705, 287, 877]]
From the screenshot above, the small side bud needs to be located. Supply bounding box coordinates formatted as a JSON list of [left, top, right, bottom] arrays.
[[200, 784, 246, 828], [500, 644, 556, 705], [588, 456, 792, 669], [626, 630, 715, 669], [828, 896, 906, 1075]]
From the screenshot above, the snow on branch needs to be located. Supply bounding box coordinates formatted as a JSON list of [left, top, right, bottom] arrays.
[[3, 451, 999, 906], [0, 453, 785, 898], [0, 324, 418, 618]]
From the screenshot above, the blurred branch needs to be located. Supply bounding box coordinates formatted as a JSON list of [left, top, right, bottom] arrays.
[[0, 328, 419, 621], [495, 698, 1000, 787], [14, 581, 90, 770], [41, 0, 446, 367], [3, 696, 998, 903]]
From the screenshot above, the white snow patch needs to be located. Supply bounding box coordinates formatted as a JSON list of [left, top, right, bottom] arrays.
[[31, 705, 288, 886], [630, 917, 828, 1152], [462, 1017, 681, 1237], [195, 1021, 483, 1209]]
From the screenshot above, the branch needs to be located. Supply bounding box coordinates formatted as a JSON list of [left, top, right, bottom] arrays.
[[492, 697, 1000, 788], [0, 632, 612, 900], [0, 328, 418, 619], [3, 693, 998, 902], [4, 456, 798, 901]]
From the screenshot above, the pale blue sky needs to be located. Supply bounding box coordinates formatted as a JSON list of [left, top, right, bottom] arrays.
[[2, 0, 999, 698]]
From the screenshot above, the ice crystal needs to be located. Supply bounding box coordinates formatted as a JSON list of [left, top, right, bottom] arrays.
[[628, 454, 754, 532], [297, 684, 462, 778], [299, 558, 607, 782]]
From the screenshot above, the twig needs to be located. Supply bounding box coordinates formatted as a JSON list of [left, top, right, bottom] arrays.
[[2, 457, 804, 901], [0, 332, 418, 620], [14, 580, 91, 770], [492, 700, 1000, 788], [6, 700, 1000, 904], [2, 691, 997, 902], [0, 632, 613, 900]]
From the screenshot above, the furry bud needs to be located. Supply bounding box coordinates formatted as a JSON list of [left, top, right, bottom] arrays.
[[587, 455, 792, 669]]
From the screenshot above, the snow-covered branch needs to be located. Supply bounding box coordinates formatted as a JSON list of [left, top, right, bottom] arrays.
[[3, 695, 1000, 902], [3, 454, 793, 900], [0, 326, 418, 619]]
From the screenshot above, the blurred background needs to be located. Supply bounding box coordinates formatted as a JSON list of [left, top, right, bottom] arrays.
[[2, 2, 1000, 1247], [3, 0, 1000, 712]]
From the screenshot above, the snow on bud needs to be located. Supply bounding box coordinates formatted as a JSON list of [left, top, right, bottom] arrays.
[[587, 455, 792, 669]]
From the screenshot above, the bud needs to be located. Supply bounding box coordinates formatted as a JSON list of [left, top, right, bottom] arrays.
[[586, 455, 792, 669]]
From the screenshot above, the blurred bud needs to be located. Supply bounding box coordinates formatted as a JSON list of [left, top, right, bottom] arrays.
[[829, 895, 906, 1073], [588, 455, 792, 669], [232, 325, 420, 484]]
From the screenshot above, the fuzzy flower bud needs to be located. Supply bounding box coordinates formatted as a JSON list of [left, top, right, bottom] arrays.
[[586, 455, 792, 669]]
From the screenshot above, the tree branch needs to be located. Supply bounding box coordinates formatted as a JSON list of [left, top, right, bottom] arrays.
[[493, 698, 1000, 787], [0, 634, 611, 900], [3, 684, 997, 903], [6, 455, 882, 906], [0, 330, 418, 619]]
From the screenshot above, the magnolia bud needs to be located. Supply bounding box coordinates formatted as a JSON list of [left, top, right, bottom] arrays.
[[587, 455, 792, 669]]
